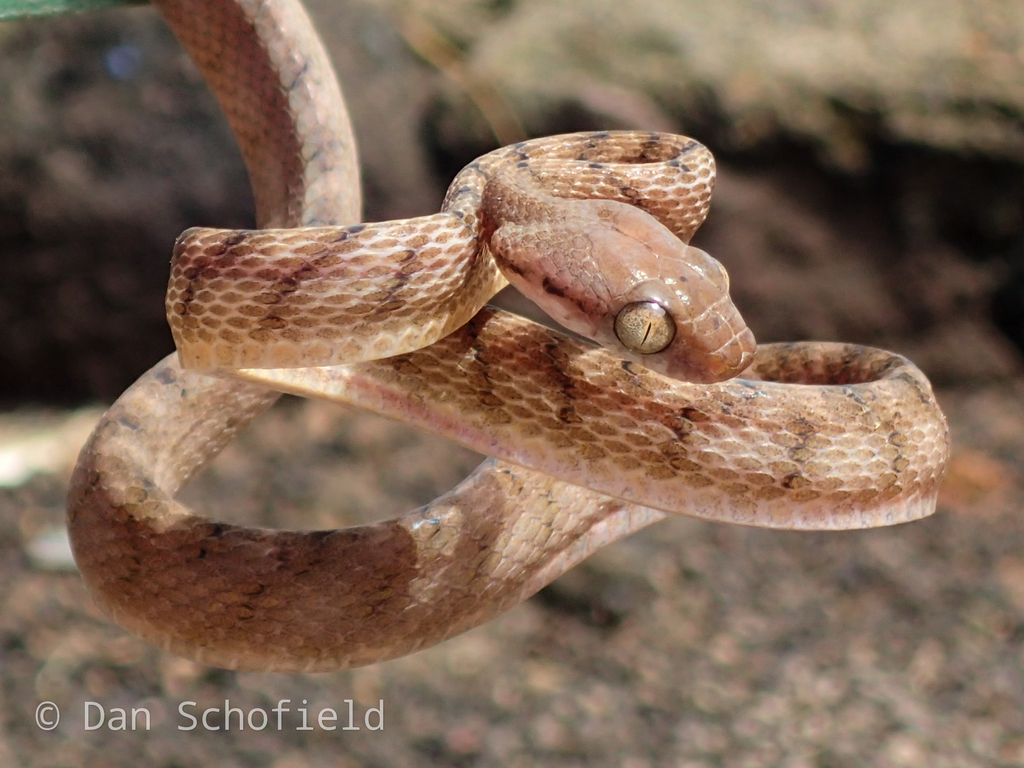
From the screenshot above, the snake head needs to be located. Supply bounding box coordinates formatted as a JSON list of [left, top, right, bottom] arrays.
[[490, 199, 756, 383]]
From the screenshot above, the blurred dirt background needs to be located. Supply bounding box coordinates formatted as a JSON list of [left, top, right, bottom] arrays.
[[2, 0, 1024, 765]]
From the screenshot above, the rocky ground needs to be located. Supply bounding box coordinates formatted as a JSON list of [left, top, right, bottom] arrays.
[[1, 0, 1024, 766]]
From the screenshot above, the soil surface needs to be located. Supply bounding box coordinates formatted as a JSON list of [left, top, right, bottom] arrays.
[[1, 1, 1024, 766]]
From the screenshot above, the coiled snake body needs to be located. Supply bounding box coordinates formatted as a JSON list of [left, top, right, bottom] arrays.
[[66, 0, 950, 672]]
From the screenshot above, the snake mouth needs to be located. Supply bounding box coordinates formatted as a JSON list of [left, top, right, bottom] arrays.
[[695, 326, 759, 383]]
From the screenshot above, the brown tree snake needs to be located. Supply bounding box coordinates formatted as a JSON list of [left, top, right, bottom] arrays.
[[65, 0, 951, 672]]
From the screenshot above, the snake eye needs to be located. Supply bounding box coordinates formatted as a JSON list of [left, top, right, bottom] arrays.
[[614, 301, 676, 354]]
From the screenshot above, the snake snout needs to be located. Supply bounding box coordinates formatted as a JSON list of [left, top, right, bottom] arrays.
[[687, 322, 758, 383], [654, 307, 756, 383]]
